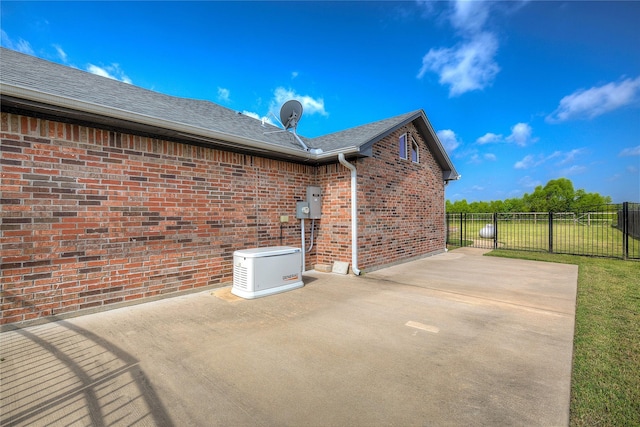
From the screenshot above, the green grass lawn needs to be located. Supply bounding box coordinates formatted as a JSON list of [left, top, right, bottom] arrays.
[[447, 218, 639, 259], [486, 250, 639, 426]]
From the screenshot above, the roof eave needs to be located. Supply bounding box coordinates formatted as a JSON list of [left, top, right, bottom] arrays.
[[1, 82, 318, 162]]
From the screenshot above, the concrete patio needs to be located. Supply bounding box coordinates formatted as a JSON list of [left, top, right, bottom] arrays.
[[0, 248, 578, 426]]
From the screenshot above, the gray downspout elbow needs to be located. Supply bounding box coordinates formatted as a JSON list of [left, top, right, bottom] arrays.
[[338, 153, 361, 275]]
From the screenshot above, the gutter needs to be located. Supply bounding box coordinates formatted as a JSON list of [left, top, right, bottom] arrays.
[[314, 146, 360, 161], [338, 153, 361, 275]]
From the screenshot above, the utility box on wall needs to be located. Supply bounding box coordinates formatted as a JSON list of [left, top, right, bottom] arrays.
[[306, 186, 322, 219]]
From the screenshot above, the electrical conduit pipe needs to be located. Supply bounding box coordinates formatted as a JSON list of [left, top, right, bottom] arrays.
[[338, 153, 361, 275]]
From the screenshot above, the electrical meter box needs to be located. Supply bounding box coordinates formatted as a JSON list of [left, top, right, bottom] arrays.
[[296, 201, 310, 219], [306, 186, 322, 219]]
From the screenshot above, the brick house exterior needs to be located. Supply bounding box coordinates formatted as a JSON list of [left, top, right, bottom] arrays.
[[1, 48, 458, 327]]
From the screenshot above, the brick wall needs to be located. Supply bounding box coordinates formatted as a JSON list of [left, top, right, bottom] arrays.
[[316, 163, 352, 265], [1, 113, 315, 325], [1, 113, 446, 326], [314, 123, 445, 270], [357, 124, 445, 269]]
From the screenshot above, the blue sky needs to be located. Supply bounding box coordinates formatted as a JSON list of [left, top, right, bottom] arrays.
[[2, 1, 639, 203]]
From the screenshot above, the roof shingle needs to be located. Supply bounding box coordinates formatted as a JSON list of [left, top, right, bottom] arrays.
[[0, 47, 457, 178]]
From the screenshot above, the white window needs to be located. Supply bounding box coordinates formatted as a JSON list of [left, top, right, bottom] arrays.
[[399, 133, 407, 159], [410, 137, 419, 163]]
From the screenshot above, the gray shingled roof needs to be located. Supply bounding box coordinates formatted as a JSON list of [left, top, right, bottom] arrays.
[[0, 47, 458, 177], [0, 48, 305, 152], [308, 111, 421, 152]]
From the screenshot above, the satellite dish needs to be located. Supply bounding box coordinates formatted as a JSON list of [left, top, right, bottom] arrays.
[[266, 99, 310, 151], [280, 100, 303, 131]]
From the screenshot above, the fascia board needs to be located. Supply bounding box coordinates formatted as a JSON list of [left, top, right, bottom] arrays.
[[416, 111, 460, 180]]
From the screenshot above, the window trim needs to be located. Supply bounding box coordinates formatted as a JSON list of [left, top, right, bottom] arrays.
[[410, 136, 419, 163], [399, 133, 408, 160]]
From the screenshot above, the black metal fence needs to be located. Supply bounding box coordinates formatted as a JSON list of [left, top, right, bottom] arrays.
[[446, 202, 640, 260]]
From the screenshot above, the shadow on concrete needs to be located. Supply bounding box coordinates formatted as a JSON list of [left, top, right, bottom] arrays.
[[0, 318, 173, 426]]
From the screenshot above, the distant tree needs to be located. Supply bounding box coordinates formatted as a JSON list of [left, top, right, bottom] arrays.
[[447, 199, 471, 213], [490, 200, 505, 212], [471, 201, 491, 212], [542, 178, 575, 212], [523, 186, 548, 212], [573, 189, 612, 211], [503, 197, 526, 212], [447, 178, 612, 213]]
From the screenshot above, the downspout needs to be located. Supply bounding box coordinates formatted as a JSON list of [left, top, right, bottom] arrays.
[[338, 153, 361, 275], [443, 174, 460, 252], [444, 180, 449, 252]]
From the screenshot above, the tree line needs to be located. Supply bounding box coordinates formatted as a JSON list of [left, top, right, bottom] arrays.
[[446, 178, 612, 213]]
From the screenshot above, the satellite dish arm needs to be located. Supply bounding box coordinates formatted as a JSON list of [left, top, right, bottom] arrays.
[[292, 131, 309, 151], [269, 111, 285, 128]]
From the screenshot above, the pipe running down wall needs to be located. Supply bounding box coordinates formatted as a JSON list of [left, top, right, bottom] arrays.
[[338, 153, 361, 275]]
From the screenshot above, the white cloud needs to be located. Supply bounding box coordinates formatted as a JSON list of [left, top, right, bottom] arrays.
[[1, 30, 34, 55], [271, 87, 328, 117], [417, 32, 500, 97], [241, 110, 274, 125], [87, 63, 132, 84], [217, 87, 230, 102], [291, 71, 299, 79], [547, 76, 640, 122], [559, 165, 587, 176], [619, 145, 640, 157], [558, 148, 586, 165], [415, 0, 438, 17], [518, 176, 541, 188], [436, 129, 461, 152], [466, 152, 496, 164], [416, 1, 505, 97], [514, 154, 535, 169], [514, 149, 584, 170], [53, 44, 67, 63], [450, 0, 491, 35], [476, 132, 503, 144], [477, 122, 536, 147], [607, 173, 622, 182], [506, 122, 535, 147], [468, 153, 481, 164]]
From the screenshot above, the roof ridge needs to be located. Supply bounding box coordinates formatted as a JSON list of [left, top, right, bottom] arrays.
[[309, 110, 422, 141]]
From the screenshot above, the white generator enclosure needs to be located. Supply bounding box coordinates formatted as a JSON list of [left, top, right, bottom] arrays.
[[231, 246, 304, 299]]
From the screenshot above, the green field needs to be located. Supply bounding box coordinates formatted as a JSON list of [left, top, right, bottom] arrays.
[[485, 250, 640, 427], [447, 215, 639, 259]]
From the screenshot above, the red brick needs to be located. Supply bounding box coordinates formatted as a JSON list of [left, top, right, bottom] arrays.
[[1, 113, 446, 325]]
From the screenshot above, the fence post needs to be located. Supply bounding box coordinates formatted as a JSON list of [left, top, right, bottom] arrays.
[[493, 212, 498, 250], [623, 202, 629, 260], [548, 211, 554, 253], [460, 213, 464, 247]]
